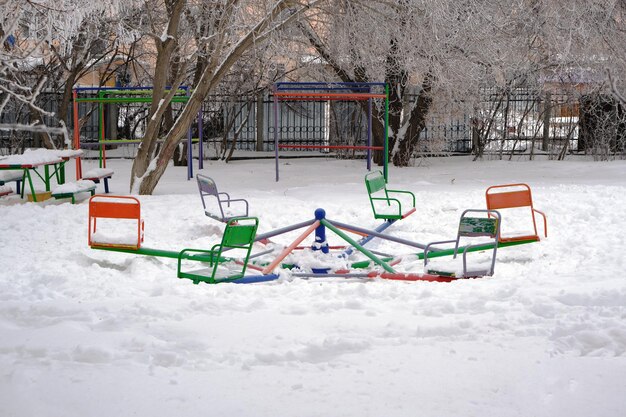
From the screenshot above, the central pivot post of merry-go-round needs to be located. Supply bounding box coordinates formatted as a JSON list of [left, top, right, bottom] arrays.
[[312, 208, 329, 254]]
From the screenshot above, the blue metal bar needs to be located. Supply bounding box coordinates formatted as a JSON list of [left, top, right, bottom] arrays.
[[341, 219, 396, 257], [232, 274, 280, 284], [273, 85, 280, 181], [312, 208, 329, 253]]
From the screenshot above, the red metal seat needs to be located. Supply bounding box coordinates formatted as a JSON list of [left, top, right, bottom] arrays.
[[486, 183, 547, 243]]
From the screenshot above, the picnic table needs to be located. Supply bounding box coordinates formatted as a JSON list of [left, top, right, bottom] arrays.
[[0, 149, 83, 202]]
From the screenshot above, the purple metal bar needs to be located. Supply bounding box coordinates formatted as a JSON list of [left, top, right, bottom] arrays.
[[187, 89, 193, 180], [198, 109, 204, 170], [273, 85, 280, 182], [254, 219, 317, 242], [329, 219, 428, 250], [292, 273, 371, 278], [367, 86, 372, 171], [232, 273, 280, 284]]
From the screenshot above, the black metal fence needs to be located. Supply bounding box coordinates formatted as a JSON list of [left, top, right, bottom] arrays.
[[2, 88, 624, 159]]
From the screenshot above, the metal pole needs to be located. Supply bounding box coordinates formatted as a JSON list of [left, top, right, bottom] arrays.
[[312, 208, 329, 253], [292, 273, 372, 279], [98, 91, 106, 169], [254, 219, 316, 242], [273, 85, 280, 181], [198, 108, 204, 170], [384, 83, 389, 182], [367, 86, 372, 171], [321, 219, 395, 273], [342, 219, 396, 257], [187, 89, 193, 180], [232, 274, 280, 284], [329, 219, 428, 250], [72, 89, 82, 179], [262, 221, 320, 274]]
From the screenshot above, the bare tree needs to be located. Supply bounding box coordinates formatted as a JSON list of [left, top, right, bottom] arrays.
[[129, 0, 326, 195], [1, 1, 131, 149]]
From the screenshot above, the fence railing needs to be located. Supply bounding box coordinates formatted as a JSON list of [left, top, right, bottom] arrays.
[[2, 88, 624, 160]]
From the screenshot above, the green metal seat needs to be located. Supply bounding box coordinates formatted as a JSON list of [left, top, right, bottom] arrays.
[[177, 217, 259, 284], [365, 170, 416, 220]]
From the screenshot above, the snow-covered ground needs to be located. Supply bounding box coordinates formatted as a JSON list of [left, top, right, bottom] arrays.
[[1, 155, 625, 417]]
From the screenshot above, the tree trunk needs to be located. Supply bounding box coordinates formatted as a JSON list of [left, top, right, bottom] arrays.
[[391, 72, 434, 166]]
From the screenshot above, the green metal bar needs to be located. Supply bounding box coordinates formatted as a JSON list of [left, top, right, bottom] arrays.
[[24, 170, 35, 201], [348, 239, 537, 268], [29, 167, 46, 183], [322, 219, 395, 273], [415, 239, 537, 260], [98, 99, 104, 168], [350, 257, 393, 269], [384, 83, 389, 183], [92, 245, 231, 262], [44, 165, 51, 191]]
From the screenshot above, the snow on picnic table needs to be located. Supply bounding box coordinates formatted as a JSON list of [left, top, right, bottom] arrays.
[[0, 148, 83, 165], [0, 155, 625, 417], [52, 179, 95, 194]]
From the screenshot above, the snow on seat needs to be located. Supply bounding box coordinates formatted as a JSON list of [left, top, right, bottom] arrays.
[[0, 184, 13, 197], [197, 174, 249, 222], [365, 170, 416, 220], [82, 168, 114, 193], [486, 183, 547, 243], [88, 195, 144, 250], [0, 170, 23, 195], [52, 180, 96, 204], [423, 209, 501, 278], [0, 170, 24, 182]]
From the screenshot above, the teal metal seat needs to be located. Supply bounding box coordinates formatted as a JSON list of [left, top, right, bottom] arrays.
[[423, 209, 501, 278], [177, 217, 259, 284], [365, 170, 416, 220]]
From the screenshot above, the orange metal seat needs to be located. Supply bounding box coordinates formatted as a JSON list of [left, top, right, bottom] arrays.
[[485, 183, 547, 243], [88, 195, 144, 250]]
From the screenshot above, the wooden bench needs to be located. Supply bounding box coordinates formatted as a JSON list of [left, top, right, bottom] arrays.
[[89, 195, 144, 250], [365, 170, 416, 220], [52, 180, 97, 204], [424, 209, 501, 278], [82, 168, 114, 193], [0, 170, 23, 196], [486, 183, 547, 243]]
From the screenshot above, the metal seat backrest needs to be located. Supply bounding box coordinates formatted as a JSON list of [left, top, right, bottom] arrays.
[[88, 195, 143, 249], [365, 171, 387, 195], [221, 222, 258, 249], [486, 184, 533, 210], [458, 217, 498, 238], [486, 183, 546, 242], [89, 195, 141, 220], [197, 174, 219, 205]]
